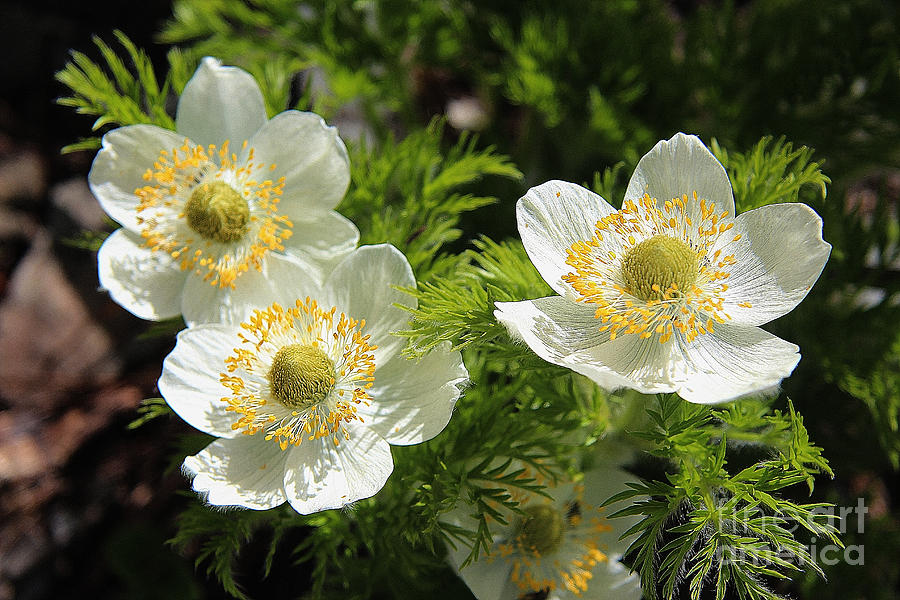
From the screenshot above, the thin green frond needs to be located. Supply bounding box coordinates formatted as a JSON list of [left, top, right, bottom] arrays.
[[55, 32, 196, 149], [127, 398, 172, 430], [712, 136, 830, 213]]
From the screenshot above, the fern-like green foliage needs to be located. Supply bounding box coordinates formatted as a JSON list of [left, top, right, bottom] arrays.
[[610, 396, 839, 600], [60, 229, 110, 252], [837, 331, 900, 469], [399, 236, 551, 356], [488, 3, 665, 166], [802, 179, 900, 472], [340, 121, 522, 279], [161, 0, 430, 129], [683, 0, 900, 174], [55, 31, 195, 152], [171, 504, 297, 600], [712, 136, 830, 213], [127, 397, 172, 430]]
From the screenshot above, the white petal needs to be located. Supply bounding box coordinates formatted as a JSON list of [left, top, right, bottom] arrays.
[[322, 244, 416, 362], [158, 324, 242, 438], [364, 342, 467, 445], [625, 133, 735, 218], [716, 203, 831, 325], [574, 559, 642, 600], [97, 228, 186, 320], [671, 322, 800, 404], [281, 210, 360, 284], [175, 57, 267, 148], [89, 124, 186, 232], [494, 297, 675, 394], [183, 436, 288, 510], [282, 422, 393, 514], [517, 181, 617, 296], [582, 467, 641, 553], [443, 506, 519, 600], [555, 467, 642, 600], [453, 554, 517, 600], [247, 111, 351, 213], [181, 252, 322, 326]]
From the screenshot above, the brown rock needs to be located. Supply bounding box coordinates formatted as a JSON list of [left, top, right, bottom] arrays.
[[0, 149, 46, 205], [0, 233, 120, 410], [0, 513, 49, 579], [50, 178, 107, 231], [0, 206, 38, 240], [0, 429, 45, 481]]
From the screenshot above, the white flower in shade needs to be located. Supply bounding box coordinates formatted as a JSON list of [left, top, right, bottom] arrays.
[[446, 466, 642, 600], [495, 133, 831, 404], [90, 57, 359, 325], [157, 245, 467, 514]]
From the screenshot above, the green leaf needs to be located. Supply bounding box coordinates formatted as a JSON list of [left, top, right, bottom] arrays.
[[127, 398, 172, 430], [56, 32, 196, 149], [712, 136, 829, 213]]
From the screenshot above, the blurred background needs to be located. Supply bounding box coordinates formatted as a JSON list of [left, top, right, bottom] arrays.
[[0, 1, 212, 598], [1, 0, 899, 598]]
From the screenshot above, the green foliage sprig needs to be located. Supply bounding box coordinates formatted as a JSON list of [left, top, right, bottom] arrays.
[[55, 31, 195, 152], [712, 136, 830, 213], [399, 236, 551, 356], [609, 395, 840, 600], [340, 121, 522, 279]]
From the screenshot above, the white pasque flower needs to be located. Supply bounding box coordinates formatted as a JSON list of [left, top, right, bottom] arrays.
[[90, 57, 359, 325], [446, 466, 642, 600], [157, 244, 468, 514], [496, 133, 831, 404]]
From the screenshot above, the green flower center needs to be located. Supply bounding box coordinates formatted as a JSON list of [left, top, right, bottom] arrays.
[[518, 504, 566, 556], [268, 344, 336, 409], [622, 235, 699, 301], [185, 181, 250, 243]]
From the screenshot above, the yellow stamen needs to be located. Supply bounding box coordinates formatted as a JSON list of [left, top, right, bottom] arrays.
[[219, 298, 377, 449], [135, 140, 292, 289], [503, 483, 612, 596], [561, 192, 745, 344]]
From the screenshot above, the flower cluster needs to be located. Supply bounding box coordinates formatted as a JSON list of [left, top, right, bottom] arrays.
[[90, 59, 467, 512], [89, 58, 829, 599]]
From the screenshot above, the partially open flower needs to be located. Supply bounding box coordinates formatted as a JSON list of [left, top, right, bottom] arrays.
[[496, 133, 831, 404], [446, 466, 642, 600], [158, 245, 468, 514], [90, 57, 359, 325]]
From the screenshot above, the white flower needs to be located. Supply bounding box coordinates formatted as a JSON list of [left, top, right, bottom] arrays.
[[446, 466, 642, 600], [157, 244, 468, 514], [496, 133, 831, 404], [90, 57, 359, 325]]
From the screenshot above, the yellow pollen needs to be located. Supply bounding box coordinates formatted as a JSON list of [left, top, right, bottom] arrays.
[[185, 181, 250, 243], [505, 484, 612, 597], [621, 235, 699, 301], [134, 140, 292, 289], [219, 299, 377, 450], [561, 192, 743, 344], [268, 344, 335, 408]]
